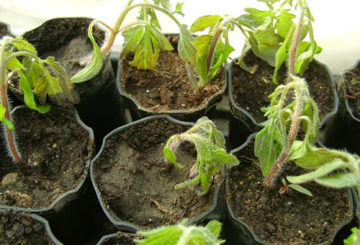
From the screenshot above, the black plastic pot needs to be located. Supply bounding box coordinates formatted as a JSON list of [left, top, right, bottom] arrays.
[[225, 133, 356, 245], [96, 232, 138, 245], [19, 17, 114, 106], [227, 55, 339, 138], [0, 105, 94, 218], [116, 34, 227, 122], [90, 115, 223, 232], [321, 61, 360, 155], [0, 208, 63, 244]]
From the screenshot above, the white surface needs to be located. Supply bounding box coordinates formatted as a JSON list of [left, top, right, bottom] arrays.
[[1, 0, 360, 74]]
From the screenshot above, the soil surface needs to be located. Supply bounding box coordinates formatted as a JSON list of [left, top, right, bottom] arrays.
[[226, 138, 353, 244], [0, 107, 93, 209], [93, 118, 219, 229], [342, 62, 360, 118], [120, 36, 225, 113], [0, 211, 54, 245], [231, 51, 335, 123]]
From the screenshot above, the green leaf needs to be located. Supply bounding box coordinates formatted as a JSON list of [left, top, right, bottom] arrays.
[[71, 20, 103, 83], [18, 71, 51, 114], [208, 38, 234, 80], [272, 42, 287, 84], [45, 56, 73, 101], [315, 172, 360, 188], [178, 24, 197, 66], [137, 225, 183, 244], [148, 26, 173, 51], [275, 9, 295, 39], [344, 227, 360, 245], [254, 122, 284, 176], [153, 0, 171, 11], [190, 15, 222, 33], [193, 35, 212, 84], [11, 37, 37, 54], [163, 147, 178, 165], [5, 50, 23, 70], [121, 25, 146, 58], [174, 2, 184, 16], [130, 25, 160, 69], [293, 148, 345, 170], [205, 220, 222, 237], [0, 105, 14, 130], [288, 183, 313, 196], [287, 159, 347, 184], [289, 140, 310, 161], [238, 8, 272, 28]]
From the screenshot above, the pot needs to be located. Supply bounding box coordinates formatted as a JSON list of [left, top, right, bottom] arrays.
[[0, 105, 94, 217], [225, 133, 354, 244], [90, 115, 223, 232], [116, 34, 226, 121]]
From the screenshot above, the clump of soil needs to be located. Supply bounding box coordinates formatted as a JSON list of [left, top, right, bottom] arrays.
[[93, 118, 219, 229], [120, 36, 225, 113], [342, 62, 360, 118], [0, 211, 54, 245], [231, 51, 335, 123], [226, 138, 353, 244], [0, 107, 93, 209]]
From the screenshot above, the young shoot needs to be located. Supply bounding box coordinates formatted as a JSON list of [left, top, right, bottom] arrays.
[[0, 36, 73, 163], [237, 0, 321, 84], [188, 15, 237, 88], [135, 219, 225, 245], [82, 0, 199, 84], [254, 0, 321, 190], [163, 117, 239, 195]]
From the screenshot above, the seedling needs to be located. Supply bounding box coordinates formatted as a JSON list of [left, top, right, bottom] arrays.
[[135, 219, 225, 244], [82, 1, 203, 87], [254, 0, 320, 189], [163, 117, 239, 195], [237, 0, 321, 84], [0, 36, 74, 163]]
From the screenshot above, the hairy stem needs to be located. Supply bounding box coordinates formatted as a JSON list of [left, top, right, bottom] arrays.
[[264, 4, 306, 187], [288, 6, 304, 82], [0, 84, 21, 163]]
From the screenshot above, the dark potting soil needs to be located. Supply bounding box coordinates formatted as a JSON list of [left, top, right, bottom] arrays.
[[342, 63, 360, 118], [24, 18, 105, 77], [0, 107, 93, 209], [0, 212, 54, 245], [226, 139, 352, 244], [99, 232, 141, 245], [231, 51, 335, 123], [0, 23, 12, 37], [120, 36, 225, 113], [93, 118, 218, 229]]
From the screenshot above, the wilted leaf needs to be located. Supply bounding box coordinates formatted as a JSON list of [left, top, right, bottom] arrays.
[[190, 15, 222, 33]]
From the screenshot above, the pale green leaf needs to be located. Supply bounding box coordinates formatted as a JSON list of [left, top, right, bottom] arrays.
[[315, 172, 360, 188], [71, 20, 103, 83], [294, 148, 345, 170], [205, 220, 222, 237], [190, 15, 222, 33], [193, 35, 212, 84], [5, 50, 23, 70], [288, 183, 313, 196], [287, 159, 347, 184], [272, 42, 287, 84], [238, 8, 272, 28], [148, 26, 173, 51], [208, 38, 234, 80], [0, 105, 14, 130], [174, 2, 184, 16], [275, 9, 295, 39], [178, 24, 196, 66], [121, 25, 146, 58]]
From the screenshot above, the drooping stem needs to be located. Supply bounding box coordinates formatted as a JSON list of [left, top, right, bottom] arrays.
[[264, 3, 306, 188]]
